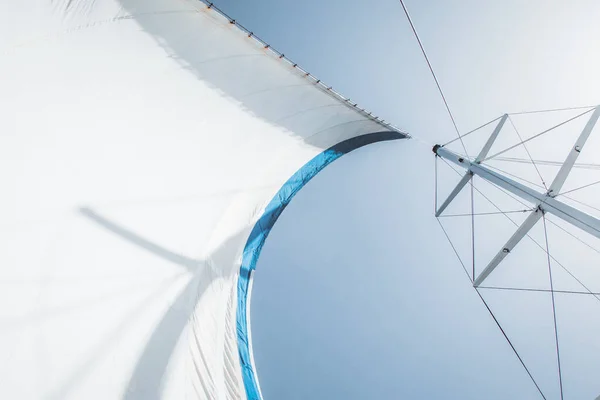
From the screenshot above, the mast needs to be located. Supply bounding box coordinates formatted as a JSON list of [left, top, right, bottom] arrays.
[[433, 106, 600, 287]]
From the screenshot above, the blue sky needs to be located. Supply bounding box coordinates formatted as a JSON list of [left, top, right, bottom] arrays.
[[212, 1, 600, 398]]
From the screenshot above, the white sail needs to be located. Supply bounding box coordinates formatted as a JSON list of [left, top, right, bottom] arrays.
[[0, 1, 406, 399]]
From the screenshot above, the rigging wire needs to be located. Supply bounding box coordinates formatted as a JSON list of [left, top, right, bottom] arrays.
[[438, 152, 536, 212], [470, 177, 476, 281], [435, 153, 600, 398], [435, 161, 545, 399], [483, 162, 600, 238], [438, 209, 533, 218], [560, 193, 600, 216], [412, 0, 595, 391], [440, 157, 533, 215], [397, 0, 468, 157], [542, 215, 564, 400], [483, 108, 595, 161], [508, 105, 596, 116], [492, 157, 600, 171], [435, 218, 472, 283], [484, 163, 547, 191], [466, 163, 537, 209], [434, 155, 439, 213], [485, 162, 600, 219], [443, 116, 502, 147], [474, 288, 547, 400], [444, 105, 597, 150], [545, 216, 600, 256], [479, 286, 600, 296], [557, 179, 600, 197], [439, 157, 600, 302], [508, 116, 547, 190]]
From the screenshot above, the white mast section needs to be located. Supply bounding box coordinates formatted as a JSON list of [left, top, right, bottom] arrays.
[[434, 106, 600, 286]]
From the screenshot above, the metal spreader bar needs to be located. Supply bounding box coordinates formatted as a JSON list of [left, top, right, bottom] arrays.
[[435, 114, 508, 217], [434, 106, 600, 286]]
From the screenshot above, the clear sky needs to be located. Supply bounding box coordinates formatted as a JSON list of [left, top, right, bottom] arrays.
[[211, 1, 600, 398]]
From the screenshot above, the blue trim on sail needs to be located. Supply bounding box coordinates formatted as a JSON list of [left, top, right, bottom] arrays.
[[236, 131, 405, 400]]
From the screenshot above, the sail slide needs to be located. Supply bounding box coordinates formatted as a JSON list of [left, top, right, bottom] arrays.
[[0, 1, 406, 399]]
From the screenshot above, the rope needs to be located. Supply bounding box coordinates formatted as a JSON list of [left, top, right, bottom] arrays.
[[397, 0, 468, 157]]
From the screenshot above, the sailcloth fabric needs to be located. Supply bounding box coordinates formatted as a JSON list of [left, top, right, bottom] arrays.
[[0, 1, 406, 399]]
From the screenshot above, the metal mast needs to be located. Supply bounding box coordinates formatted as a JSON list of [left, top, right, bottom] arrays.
[[433, 106, 600, 287]]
